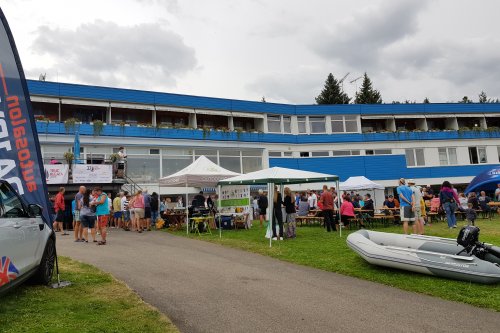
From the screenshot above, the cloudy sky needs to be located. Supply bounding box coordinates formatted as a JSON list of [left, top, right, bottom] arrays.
[[2, 0, 500, 104]]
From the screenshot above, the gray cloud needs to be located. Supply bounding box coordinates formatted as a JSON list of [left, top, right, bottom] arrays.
[[311, 0, 429, 70], [30, 20, 196, 90]]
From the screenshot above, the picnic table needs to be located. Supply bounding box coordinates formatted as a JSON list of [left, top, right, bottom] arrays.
[[166, 213, 186, 230]]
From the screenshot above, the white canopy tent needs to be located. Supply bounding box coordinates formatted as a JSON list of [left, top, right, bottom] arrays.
[[339, 176, 385, 208], [158, 155, 239, 234], [218, 167, 339, 245]]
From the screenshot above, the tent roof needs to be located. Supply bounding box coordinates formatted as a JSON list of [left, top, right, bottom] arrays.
[[464, 166, 500, 194], [340, 176, 385, 191], [159, 155, 239, 187], [218, 166, 338, 185]]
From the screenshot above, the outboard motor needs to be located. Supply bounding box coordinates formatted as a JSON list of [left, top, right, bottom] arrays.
[[457, 226, 500, 262]]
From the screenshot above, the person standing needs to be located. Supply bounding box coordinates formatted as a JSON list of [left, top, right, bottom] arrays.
[[257, 190, 268, 227], [397, 178, 415, 235], [93, 187, 109, 245], [283, 187, 297, 238], [143, 190, 152, 231], [465, 202, 477, 226], [132, 190, 145, 232], [112, 192, 123, 228], [80, 188, 96, 242], [408, 180, 424, 235], [439, 181, 460, 229], [308, 191, 317, 211], [272, 187, 284, 240], [150, 192, 159, 229], [319, 185, 335, 232], [54, 187, 66, 234], [74, 186, 86, 242], [121, 192, 131, 231]]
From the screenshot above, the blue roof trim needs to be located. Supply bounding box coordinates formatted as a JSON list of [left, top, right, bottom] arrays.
[[36, 122, 500, 144], [27, 80, 500, 116]]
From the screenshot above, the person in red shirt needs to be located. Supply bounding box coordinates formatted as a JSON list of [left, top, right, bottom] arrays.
[[54, 187, 66, 233], [339, 194, 357, 231], [319, 185, 335, 232]]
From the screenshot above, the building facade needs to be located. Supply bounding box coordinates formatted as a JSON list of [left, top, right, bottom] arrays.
[[28, 80, 500, 193]]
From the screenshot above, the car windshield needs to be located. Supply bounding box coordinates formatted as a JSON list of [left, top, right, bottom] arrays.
[[0, 182, 24, 218]]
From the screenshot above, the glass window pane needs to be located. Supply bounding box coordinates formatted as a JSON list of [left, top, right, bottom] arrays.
[[438, 148, 448, 165], [478, 147, 487, 163], [405, 149, 415, 166], [241, 150, 262, 157], [415, 149, 425, 166], [311, 151, 329, 157], [469, 147, 479, 164], [310, 117, 326, 133], [162, 156, 192, 176], [242, 157, 262, 173], [218, 149, 241, 157], [374, 149, 391, 155], [366, 150, 374, 155], [298, 121, 307, 133], [345, 121, 358, 132], [267, 115, 281, 133], [331, 121, 344, 133], [332, 150, 351, 156], [219, 156, 241, 173], [300, 152, 310, 157], [331, 115, 343, 121], [344, 115, 357, 121], [283, 117, 291, 133], [269, 151, 281, 157], [127, 155, 160, 183], [448, 148, 458, 165], [351, 150, 361, 155], [283, 152, 293, 157], [194, 149, 217, 156], [162, 148, 192, 156]]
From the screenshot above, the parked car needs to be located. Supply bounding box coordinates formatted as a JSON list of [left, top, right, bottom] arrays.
[[0, 179, 55, 295]]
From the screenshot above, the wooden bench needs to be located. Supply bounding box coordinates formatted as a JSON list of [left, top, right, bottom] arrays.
[[296, 216, 324, 226]]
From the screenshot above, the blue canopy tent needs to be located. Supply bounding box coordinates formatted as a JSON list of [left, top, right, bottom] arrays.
[[464, 166, 500, 194]]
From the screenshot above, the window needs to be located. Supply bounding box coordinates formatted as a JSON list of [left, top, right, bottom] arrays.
[[297, 116, 307, 134], [0, 182, 25, 218], [366, 149, 392, 155], [300, 152, 310, 157], [438, 148, 458, 166], [469, 147, 487, 164], [283, 152, 293, 157], [311, 151, 329, 157], [267, 115, 281, 133], [283, 116, 291, 133], [268, 151, 282, 157], [498, 146, 500, 162], [331, 115, 358, 133], [309, 116, 326, 133], [405, 148, 425, 167], [149, 149, 160, 155], [332, 150, 360, 156]]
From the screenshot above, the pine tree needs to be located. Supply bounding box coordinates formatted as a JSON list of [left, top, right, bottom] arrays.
[[315, 73, 351, 104], [354, 73, 382, 104], [460, 96, 473, 103], [478, 91, 488, 103], [423, 97, 430, 104]]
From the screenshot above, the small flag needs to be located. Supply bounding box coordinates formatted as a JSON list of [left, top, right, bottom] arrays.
[[0, 256, 19, 287]]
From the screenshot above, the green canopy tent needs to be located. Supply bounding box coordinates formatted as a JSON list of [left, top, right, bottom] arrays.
[[218, 167, 339, 246]]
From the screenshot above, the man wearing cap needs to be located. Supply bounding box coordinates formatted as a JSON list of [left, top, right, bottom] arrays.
[[396, 178, 415, 234], [408, 179, 424, 235]]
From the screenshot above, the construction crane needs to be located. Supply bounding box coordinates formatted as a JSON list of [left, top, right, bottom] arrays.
[[339, 72, 350, 103], [350, 76, 363, 102]]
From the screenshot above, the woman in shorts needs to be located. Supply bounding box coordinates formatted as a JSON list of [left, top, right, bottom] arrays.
[[132, 190, 145, 232], [80, 189, 97, 243]]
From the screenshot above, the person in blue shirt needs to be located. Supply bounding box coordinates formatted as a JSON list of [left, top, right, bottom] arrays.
[[71, 199, 76, 230], [396, 178, 415, 235]]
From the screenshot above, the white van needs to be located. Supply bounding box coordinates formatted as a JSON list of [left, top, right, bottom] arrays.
[[0, 179, 55, 294]]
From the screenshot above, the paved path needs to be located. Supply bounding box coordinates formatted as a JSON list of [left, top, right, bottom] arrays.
[[57, 230, 499, 333]]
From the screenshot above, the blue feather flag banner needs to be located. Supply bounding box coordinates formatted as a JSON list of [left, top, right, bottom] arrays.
[[0, 8, 52, 226]]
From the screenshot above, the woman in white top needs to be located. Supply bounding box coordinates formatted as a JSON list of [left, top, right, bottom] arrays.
[[458, 192, 468, 210]]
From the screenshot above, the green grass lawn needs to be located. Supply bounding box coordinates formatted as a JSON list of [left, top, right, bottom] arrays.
[[168, 217, 500, 311], [0, 257, 178, 333]]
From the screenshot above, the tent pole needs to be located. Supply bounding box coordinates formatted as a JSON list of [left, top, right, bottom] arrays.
[[337, 179, 341, 237], [218, 184, 222, 239], [268, 182, 274, 248], [186, 183, 189, 235]]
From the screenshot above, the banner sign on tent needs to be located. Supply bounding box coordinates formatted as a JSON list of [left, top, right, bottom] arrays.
[[44, 164, 69, 184], [220, 185, 250, 207], [0, 9, 52, 224], [73, 164, 113, 183]]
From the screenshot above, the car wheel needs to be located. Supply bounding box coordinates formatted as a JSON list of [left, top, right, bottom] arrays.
[[32, 237, 56, 285]]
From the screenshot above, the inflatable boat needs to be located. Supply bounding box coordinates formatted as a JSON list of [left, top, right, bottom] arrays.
[[346, 227, 500, 284]]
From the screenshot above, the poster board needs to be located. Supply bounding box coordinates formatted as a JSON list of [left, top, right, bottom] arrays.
[[72, 164, 113, 183], [44, 164, 69, 184], [220, 185, 250, 208]]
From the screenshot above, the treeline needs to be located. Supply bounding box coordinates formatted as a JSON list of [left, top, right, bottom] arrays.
[[314, 73, 499, 105]]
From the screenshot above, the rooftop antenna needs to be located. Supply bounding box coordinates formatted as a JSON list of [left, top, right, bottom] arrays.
[[339, 72, 350, 103], [39, 73, 46, 81]]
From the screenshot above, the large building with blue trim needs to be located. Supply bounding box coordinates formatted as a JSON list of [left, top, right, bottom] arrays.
[[28, 79, 500, 193]]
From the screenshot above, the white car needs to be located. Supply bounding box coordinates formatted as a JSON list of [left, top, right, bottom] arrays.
[[0, 179, 55, 294]]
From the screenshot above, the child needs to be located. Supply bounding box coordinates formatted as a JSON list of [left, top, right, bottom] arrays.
[[465, 202, 477, 226]]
